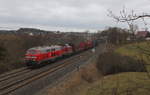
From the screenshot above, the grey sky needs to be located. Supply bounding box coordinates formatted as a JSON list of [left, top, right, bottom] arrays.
[[0, 0, 150, 32]]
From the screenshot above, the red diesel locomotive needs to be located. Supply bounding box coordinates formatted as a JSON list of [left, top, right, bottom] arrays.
[[24, 41, 93, 67]]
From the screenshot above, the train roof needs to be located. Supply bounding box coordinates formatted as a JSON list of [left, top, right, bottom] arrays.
[[28, 45, 62, 51]]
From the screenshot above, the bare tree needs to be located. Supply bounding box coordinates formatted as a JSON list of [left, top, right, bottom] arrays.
[[100, 27, 129, 44], [108, 7, 150, 22], [108, 7, 150, 39]]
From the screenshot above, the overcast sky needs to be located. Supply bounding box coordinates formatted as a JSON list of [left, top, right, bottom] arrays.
[[0, 0, 150, 32]]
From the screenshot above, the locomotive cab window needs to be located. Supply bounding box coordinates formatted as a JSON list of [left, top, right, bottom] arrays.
[[46, 49, 51, 52], [51, 48, 55, 51]]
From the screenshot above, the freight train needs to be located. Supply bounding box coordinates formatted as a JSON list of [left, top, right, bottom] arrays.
[[24, 40, 96, 67]]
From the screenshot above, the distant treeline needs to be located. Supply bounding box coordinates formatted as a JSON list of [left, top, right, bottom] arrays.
[[0, 27, 132, 74], [0, 28, 89, 74]]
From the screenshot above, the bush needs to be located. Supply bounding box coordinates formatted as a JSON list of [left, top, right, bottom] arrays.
[[96, 52, 146, 75], [0, 45, 5, 60]]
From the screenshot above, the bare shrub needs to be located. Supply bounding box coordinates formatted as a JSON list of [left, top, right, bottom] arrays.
[[96, 52, 146, 75], [47, 59, 100, 95], [79, 57, 101, 83], [81, 70, 95, 83]]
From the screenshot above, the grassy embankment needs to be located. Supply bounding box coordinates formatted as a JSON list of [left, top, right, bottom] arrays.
[[43, 42, 150, 95], [86, 41, 150, 95]]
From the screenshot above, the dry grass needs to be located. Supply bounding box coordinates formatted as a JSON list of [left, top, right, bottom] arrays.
[[85, 42, 150, 95], [44, 42, 150, 95], [46, 55, 101, 95], [86, 72, 150, 95]]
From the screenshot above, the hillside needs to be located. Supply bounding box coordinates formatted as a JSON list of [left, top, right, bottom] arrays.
[[45, 42, 150, 95], [84, 42, 150, 95]]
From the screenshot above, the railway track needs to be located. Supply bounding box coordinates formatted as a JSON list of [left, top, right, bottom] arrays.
[[0, 68, 31, 82], [0, 49, 92, 95], [0, 67, 28, 79]]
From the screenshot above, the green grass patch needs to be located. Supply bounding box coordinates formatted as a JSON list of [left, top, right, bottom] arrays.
[[86, 72, 150, 95]]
